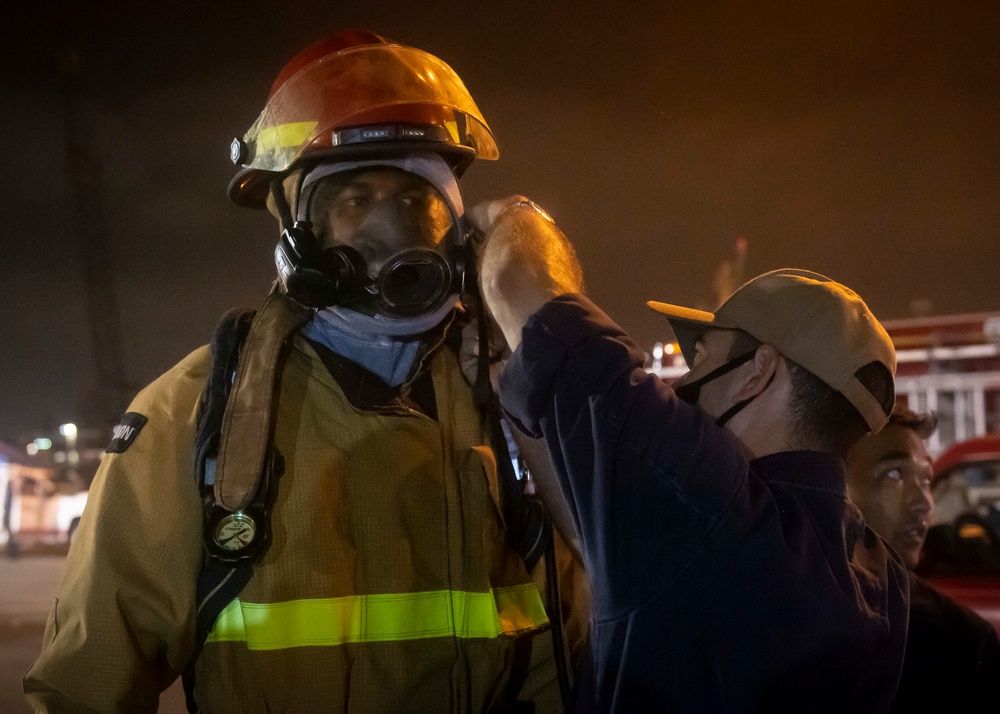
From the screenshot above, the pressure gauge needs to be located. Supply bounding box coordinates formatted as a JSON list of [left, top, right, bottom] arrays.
[[213, 512, 257, 551]]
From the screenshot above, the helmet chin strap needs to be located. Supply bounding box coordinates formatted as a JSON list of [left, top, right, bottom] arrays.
[[270, 177, 296, 231]]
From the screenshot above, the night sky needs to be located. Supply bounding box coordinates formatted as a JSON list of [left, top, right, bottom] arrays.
[[2, 1, 998, 441]]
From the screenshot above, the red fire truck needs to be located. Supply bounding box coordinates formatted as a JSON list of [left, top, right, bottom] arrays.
[[885, 311, 1000, 458]]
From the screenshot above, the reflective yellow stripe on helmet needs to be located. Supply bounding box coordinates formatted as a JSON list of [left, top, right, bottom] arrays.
[[206, 585, 548, 650], [255, 121, 319, 153]]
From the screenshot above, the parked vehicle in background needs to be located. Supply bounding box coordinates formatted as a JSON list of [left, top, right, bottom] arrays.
[[1, 461, 88, 557], [917, 434, 1000, 634], [929, 434, 1000, 524]]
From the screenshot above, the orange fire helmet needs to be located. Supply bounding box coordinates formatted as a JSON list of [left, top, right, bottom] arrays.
[[228, 30, 499, 209]]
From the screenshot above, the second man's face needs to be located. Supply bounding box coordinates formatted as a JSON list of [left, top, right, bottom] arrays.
[[846, 424, 934, 570]]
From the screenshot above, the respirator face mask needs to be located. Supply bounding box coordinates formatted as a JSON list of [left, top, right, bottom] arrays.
[[273, 159, 466, 318], [674, 348, 774, 427]]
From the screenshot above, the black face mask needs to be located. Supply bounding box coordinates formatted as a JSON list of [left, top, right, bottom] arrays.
[[674, 349, 774, 427], [345, 197, 459, 317], [275, 187, 462, 315]]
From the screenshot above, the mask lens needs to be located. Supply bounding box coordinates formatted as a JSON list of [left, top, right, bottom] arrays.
[[309, 172, 454, 250], [377, 249, 453, 316]]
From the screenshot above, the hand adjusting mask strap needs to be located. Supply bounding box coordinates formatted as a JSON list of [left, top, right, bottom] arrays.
[[674, 349, 775, 427]]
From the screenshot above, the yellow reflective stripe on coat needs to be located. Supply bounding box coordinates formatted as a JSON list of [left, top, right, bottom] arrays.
[[206, 584, 548, 650]]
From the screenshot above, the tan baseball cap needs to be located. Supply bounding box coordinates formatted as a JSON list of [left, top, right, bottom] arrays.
[[647, 268, 896, 431]]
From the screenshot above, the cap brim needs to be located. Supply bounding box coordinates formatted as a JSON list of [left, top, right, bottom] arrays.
[[646, 301, 732, 368]]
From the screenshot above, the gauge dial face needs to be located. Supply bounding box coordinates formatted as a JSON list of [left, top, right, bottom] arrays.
[[214, 513, 257, 551]]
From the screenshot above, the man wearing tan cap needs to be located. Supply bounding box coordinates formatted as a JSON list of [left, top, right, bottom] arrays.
[[470, 197, 909, 712]]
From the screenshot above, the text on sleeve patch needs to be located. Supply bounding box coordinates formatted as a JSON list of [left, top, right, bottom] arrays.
[[105, 412, 148, 453]]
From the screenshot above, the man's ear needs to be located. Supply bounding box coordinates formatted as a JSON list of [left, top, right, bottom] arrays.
[[735, 344, 781, 399]]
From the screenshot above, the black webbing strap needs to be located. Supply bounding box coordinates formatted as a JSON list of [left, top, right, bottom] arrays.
[[182, 308, 256, 713], [490, 505, 573, 714], [543, 513, 572, 705], [468, 285, 573, 709], [183, 560, 253, 713], [192, 308, 256, 482], [493, 635, 536, 714], [472, 297, 548, 571]]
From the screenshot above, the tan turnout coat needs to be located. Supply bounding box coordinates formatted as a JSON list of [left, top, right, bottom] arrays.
[[24, 330, 586, 713]]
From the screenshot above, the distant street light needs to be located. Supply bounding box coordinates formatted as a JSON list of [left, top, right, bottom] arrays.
[[60, 423, 81, 486]]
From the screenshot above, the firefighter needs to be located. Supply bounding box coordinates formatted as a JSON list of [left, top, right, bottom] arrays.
[[24, 30, 586, 713]]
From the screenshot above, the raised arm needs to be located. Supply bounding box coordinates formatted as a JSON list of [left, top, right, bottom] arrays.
[[470, 197, 584, 351]]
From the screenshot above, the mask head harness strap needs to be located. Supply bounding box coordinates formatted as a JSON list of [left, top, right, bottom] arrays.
[[185, 288, 310, 710]]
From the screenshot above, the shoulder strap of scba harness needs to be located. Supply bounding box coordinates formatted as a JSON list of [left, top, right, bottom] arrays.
[[182, 284, 309, 712], [182, 284, 571, 712]]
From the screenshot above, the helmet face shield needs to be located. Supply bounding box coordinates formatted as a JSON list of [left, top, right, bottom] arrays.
[[238, 45, 498, 174]]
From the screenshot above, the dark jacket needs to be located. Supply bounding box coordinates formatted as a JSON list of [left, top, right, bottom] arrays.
[[499, 294, 909, 713], [892, 572, 1000, 712]]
